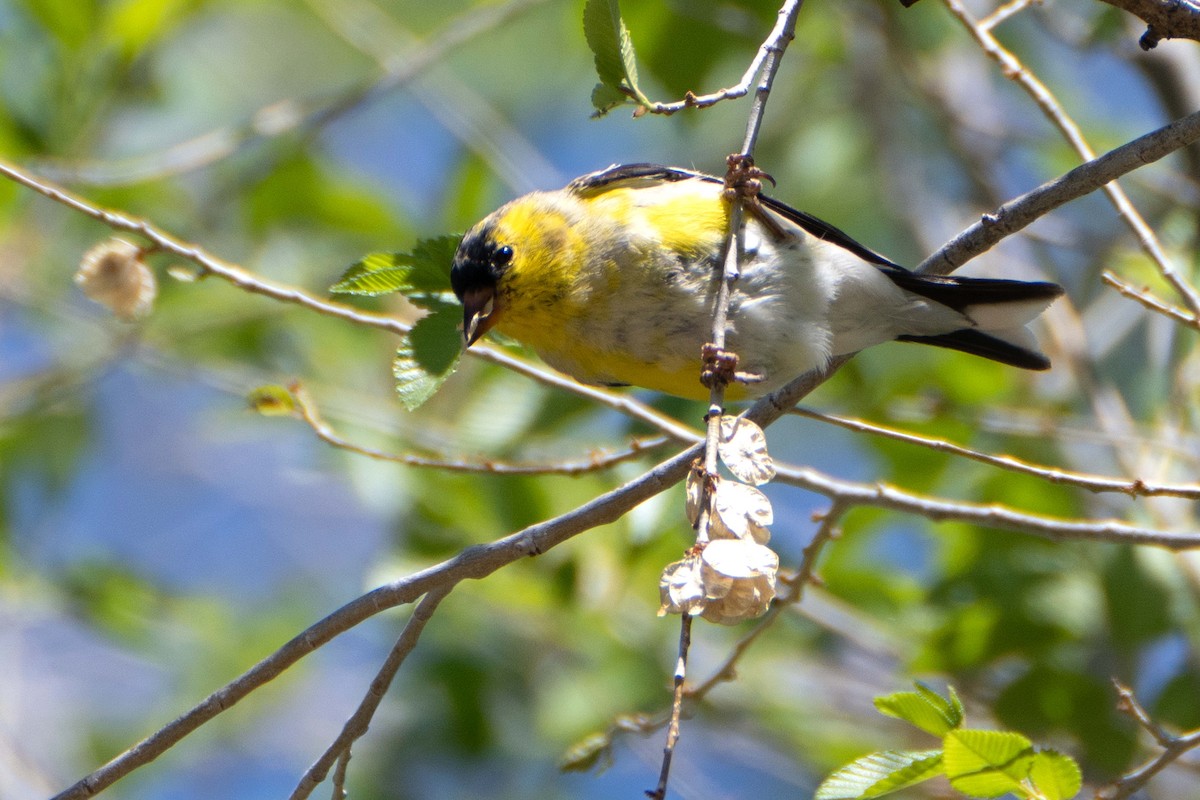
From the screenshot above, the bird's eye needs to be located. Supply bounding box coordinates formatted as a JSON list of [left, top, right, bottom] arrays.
[[494, 245, 513, 265]]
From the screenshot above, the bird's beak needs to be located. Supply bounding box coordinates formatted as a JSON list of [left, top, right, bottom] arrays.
[[462, 286, 501, 346]]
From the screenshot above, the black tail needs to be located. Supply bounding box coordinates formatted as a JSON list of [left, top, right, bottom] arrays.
[[896, 329, 1051, 370], [883, 267, 1063, 370]]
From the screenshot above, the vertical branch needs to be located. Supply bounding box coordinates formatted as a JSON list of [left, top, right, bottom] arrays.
[[651, 3, 806, 798]]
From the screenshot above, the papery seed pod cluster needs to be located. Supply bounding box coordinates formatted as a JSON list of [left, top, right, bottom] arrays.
[[660, 416, 780, 625], [75, 238, 156, 321]]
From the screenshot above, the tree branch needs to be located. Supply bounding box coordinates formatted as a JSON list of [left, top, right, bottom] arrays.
[[916, 107, 1200, 277], [1099, 681, 1200, 799], [1094, 0, 1200, 49], [790, 406, 1200, 499], [771, 462, 1200, 549], [942, 0, 1200, 313], [50, 445, 700, 800], [289, 587, 452, 800]]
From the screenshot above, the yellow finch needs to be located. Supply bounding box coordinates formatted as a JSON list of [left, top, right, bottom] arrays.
[[451, 164, 1062, 400]]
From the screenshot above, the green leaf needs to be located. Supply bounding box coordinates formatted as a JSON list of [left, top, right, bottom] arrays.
[[943, 729, 1035, 798], [393, 306, 463, 410], [590, 83, 629, 117], [1028, 750, 1082, 800], [815, 750, 943, 799], [582, 0, 645, 115], [247, 385, 296, 417], [331, 236, 460, 308], [559, 732, 613, 773], [874, 682, 963, 736]]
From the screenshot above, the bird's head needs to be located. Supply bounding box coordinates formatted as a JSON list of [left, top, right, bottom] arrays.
[[451, 220, 514, 346], [451, 193, 585, 348]]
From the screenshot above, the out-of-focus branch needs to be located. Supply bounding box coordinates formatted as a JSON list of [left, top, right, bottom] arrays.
[[1102, 270, 1200, 330], [33, 0, 550, 187], [289, 587, 451, 800], [1098, 681, 1200, 799], [791, 406, 1200, 498], [939, 0, 1200, 315], [916, 107, 1200, 277], [289, 381, 671, 475]]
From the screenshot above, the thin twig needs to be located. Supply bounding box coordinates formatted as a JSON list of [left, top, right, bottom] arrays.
[[1098, 681, 1200, 799], [49, 444, 702, 800], [940, 0, 1200, 315], [290, 382, 671, 475], [979, 0, 1042, 31], [31, 0, 549, 187], [647, 614, 693, 800], [289, 587, 451, 800], [652, 4, 804, 796], [644, 0, 804, 115], [1102, 270, 1200, 330], [0, 158, 701, 445], [685, 502, 844, 703], [771, 461, 1200, 549], [918, 106, 1200, 276], [790, 406, 1200, 498]]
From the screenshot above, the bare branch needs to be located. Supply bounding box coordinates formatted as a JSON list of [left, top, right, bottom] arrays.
[[50, 444, 701, 800], [771, 462, 1200, 549], [917, 107, 1200, 277], [644, 0, 803, 115], [289, 587, 452, 800], [790, 406, 1200, 499], [979, 0, 1043, 31], [0, 158, 701, 444], [289, 382, 671, 475], [942, 0, 1200, 313], [1099, 681, 1200, 799], [1093, 0, 1200, 49], [1102, 270, 1200, 330]]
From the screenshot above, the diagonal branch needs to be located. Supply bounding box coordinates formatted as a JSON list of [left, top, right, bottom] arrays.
[[50, 444, 701, 800], [1094, 0, 1200, 48], [942, 0, 1200, 313], [916, 107, 1200, 277], [771, 462, 1200, 549], [289, 587, 452, 800], [790, 406, 1200, 499]]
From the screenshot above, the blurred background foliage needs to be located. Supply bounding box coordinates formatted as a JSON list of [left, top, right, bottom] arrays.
[[2, 0, 1199, 797]]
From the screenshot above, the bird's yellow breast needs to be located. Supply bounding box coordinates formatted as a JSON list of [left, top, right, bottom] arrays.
[[481, 179, 749, 399]]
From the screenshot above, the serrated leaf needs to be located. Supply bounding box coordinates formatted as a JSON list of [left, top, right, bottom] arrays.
[[717, 416, 774, 485], [582, 0, 645, 113], [815, 750, 944, 800], [1028, 750, 1082, 800], [875, 682, 963, 736], [331, 235, 460, 308], [590, 82, 628, 117], [943, 729, 1035, 798], [393, 306, 462, 410], [559, 732, 613, 773]]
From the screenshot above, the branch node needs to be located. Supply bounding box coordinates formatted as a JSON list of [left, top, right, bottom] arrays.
[[1140, 25, 1163, 51]]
